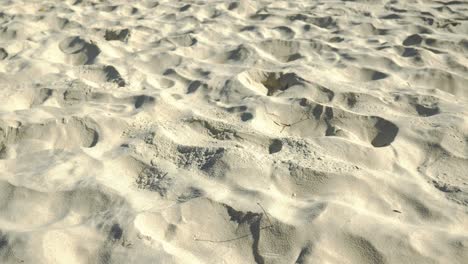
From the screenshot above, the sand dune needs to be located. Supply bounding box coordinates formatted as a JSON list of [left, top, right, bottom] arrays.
[[0, 0, 467, 263]]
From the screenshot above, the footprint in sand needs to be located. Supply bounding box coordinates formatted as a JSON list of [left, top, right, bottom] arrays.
[[59, 36, 100, 65]]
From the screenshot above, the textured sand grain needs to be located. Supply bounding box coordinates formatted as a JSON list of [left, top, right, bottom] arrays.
[[0, 0, 467, 263]]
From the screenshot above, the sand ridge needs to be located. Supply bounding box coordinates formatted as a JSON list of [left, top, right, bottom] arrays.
[[0, 0, 467, 263]]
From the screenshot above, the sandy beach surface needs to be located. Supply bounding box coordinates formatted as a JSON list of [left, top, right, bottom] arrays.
[[0, 0, 467, 263]]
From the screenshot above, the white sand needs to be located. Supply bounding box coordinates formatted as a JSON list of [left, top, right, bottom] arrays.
[[0, 0, 467, 263]]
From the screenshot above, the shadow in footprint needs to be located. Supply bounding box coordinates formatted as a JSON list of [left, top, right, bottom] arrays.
[[269, 139, 283, 154], [402, 47, 419, 57], [133, 95, 155, 109], [241, 113, 254, 121], [371, 119, 399, 147], [109, 223, 123, 241], [415, 104, 439, 116], [103, 65, 125, 86], [187, 81, 202, 94], [104, 29, 130, 42], [403, 34, 423, 46], [371, 71, 389, 81]]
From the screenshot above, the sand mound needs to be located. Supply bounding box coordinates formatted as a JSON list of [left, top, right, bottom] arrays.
[[59, 36, 100, 65]]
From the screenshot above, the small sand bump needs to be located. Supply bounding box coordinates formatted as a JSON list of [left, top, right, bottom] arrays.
[[76, 65, 125, 87], [258, 39, 301, 62], [239, 70, 305, 96], [59, 36, 100, 65], [59, 36, 87, 54], [167, 34, 197, 47]]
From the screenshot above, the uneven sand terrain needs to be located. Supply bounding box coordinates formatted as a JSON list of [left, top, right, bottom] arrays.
[[0, 0, 467, 263]]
